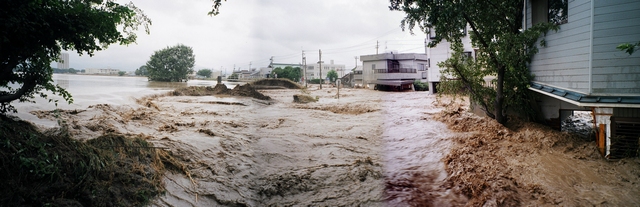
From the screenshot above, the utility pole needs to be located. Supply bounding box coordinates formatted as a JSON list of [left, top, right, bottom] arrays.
[[376, 40, 379, 54], [249, 62, 252, 71], [318, 49, 323, 89], [354, 56, 359, 69], [302, 51, 306, 87]]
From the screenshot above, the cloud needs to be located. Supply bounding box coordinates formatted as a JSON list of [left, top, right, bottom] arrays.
[[58, 0, 426, 72]]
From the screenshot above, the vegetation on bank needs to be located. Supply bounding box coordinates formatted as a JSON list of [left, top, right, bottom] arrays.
[[0, 115, 185, 206]]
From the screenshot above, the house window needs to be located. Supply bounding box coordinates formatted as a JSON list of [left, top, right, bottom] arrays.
[[429, 28, 436, 39], [418, 64, 425, 71], [463, 51, 473, 59], [548, 0, 568, 25], [474, 49, 479, 61], [532, 0, 568, 25], [372, 64, 376, 70]]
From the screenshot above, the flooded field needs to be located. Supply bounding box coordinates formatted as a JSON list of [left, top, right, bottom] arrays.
[[11, 75, 640, 206]]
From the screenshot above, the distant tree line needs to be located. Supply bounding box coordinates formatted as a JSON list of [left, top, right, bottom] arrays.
[[52, 68, 84, 74], [135, 65, 149, 76], [197, 69, 213, 78]]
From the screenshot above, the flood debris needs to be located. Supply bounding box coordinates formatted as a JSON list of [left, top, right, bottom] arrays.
[[293, 103, 379, 115], [293, 94, 317, 103], [435, 104, 640, 206]]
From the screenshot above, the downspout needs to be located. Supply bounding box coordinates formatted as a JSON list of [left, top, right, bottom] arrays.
[[588, 0, 594, 95], [524, 0, 527, 30]]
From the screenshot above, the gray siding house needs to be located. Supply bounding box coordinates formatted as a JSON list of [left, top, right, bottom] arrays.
[[526, 0, 640, 158]]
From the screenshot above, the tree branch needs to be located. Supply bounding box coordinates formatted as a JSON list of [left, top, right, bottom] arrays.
[[450, 63, 496, 119], [0, 76, 37, 103]]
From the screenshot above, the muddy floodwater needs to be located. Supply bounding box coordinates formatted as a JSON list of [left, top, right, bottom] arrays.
[[10, 74, 640, 206]]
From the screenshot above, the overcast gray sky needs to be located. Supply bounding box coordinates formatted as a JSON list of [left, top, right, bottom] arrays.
[[58, 0, 427, 73]]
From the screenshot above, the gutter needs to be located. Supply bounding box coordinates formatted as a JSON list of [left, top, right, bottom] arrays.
[[588, 0, 594, 94]]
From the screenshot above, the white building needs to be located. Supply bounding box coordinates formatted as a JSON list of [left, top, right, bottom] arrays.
[[360, 52, 429, 90], [305, 60, 345, 81], [84, 68, 120, 75], [57, 53, 69, 69]]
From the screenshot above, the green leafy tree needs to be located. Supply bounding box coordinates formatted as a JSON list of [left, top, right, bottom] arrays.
[[272, 66, 301, 82], [135, 65, 149, 76], [390, 0, 557, 124], [146, 44, 195, 82], [0, 0, 150, 113], [326, 70, 338, 83], [617, 41, 640, 55], [68, 68, 77, 74], [197, 69, 213, 78], [228, 73, 239, 79], [118, 71, 126, 76]]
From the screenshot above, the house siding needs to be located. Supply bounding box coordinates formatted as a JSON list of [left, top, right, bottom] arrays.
[[591, 0, 640, 95], [528, 0, 592, 94]]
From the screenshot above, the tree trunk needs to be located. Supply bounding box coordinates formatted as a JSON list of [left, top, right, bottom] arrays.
[[495, 66, 506, 124]]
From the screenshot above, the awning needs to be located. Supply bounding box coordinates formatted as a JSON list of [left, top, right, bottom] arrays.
[[529, 82, 640, 108]]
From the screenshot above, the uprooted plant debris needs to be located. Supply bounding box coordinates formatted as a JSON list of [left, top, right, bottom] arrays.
[[171, 83, 271, 100], [0, 115, 187, 207]]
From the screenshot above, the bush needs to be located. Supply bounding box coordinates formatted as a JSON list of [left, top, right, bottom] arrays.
[[414, 80, 429, 91], [309, 79, 325, 84]]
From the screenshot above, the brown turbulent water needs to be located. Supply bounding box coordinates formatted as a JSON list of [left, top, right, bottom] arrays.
[[12, 74, 640, 206]]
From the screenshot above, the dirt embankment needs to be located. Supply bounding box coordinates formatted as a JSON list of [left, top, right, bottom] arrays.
[[435, 105, 640, 206], [172, 83, 271, 100], [252, 78, 302, 89]]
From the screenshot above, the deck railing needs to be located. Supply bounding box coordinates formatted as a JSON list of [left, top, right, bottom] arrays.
[[374, 68, 416, 73]]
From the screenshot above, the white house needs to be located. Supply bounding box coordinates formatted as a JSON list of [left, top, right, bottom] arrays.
[[525, 0, 640, 158], [425, 25, 476, 94], [360, 52, 429, 90]]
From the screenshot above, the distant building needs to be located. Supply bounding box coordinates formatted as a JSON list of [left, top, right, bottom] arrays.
[[84, 68, 120, 75], [211, 71, 222, 79], [305, 60, 345, 81], [57, 53, 69, 69], [360, 52, 428, 90]]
